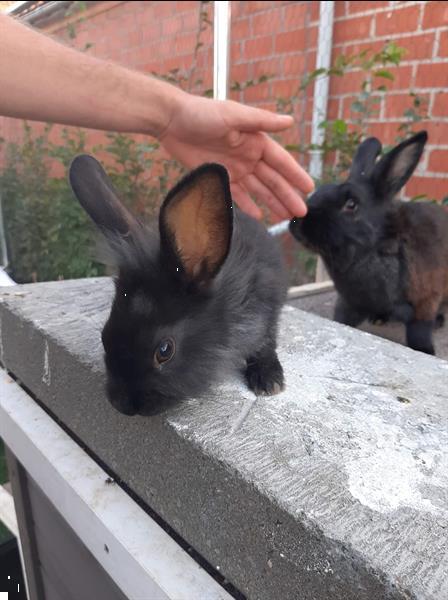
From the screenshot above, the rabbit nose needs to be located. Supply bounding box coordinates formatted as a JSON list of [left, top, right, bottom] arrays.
[[116, 402, 139, 416], [106, 379, 140, 416]]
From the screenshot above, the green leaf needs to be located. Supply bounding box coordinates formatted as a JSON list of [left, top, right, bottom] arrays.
[[67, 23, 76, 39], [332, 119, 348, 135], [374, 69, 394, 80], [351, 101, 365, 113]]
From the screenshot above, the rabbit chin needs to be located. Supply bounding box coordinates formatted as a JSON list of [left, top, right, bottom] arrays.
[[290, 217, 331, 255], [105, 378, 179, 416]]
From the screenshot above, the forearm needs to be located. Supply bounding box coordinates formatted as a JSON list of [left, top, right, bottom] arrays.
[[0, 14, 185, 137]]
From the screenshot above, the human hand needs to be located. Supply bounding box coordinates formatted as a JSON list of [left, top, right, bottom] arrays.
[[159, 92, 314, 220]]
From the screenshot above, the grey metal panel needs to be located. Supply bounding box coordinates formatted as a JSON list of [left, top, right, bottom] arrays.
[[6, 446, 127, 600], [26, 472, 128, 600], [5, 447, 45, 600]]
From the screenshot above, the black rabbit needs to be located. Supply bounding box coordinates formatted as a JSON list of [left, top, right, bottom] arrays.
[[69, 156, 287, 415], [290, 131, 448, 356]]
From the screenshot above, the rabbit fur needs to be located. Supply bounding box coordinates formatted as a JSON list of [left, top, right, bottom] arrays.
[[69, 157, 287, 415], [290, 131, 448, 356]]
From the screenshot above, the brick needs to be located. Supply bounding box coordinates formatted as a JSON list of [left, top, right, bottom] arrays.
[[342, 95, 382, 120], [376, 5, 420, 36], [433, 92, 448, 116], [231, 41, 243, 63], [230, 63, 250, 85], [232, 17, 251, 40], [439, 31, 448, 57], [283, 3, 307, 30], [272, 78, 299, 99], [229, 89, 242, 102], [141, 22, 163, 43], [275, 29, 306, 53], [330, 69, 366, 95], [253, 10, 281, 35], [428, 149, 448, 173], [330, 66, 412, 95], [181, 10, 199, 32], [405, 176, 445, 201], [425, 122, 448, 145], [161, 56, 183, 72], [252, 57, 280, 78], [196, 47, 213, 69], [367, 121, 404, 143], [384, 93, 430, 119], [175, 0, 198, 11], [303, 99, 314, 122], [392, 33, 435, 61], [283, 53, 306, 77], [242, 81, 271, 103], [416, 63, 448, 89], [150, 39, 173, 60], [349, 1, 388, 13], [142, 61, 163, 74], [200, 26, 213, 45], [337, 40, 383, 59], [423, 0, 448, 30], [161, 15, 183, 36], [333, 15, 372, 44], [372, 65, 413, 92], [126, 29, 142, 47], [244, 35, 273, 58], [327, 98, 340, 121], [153, 1, 175, 18], [334, 1, 346, 19], [242, 1, 273, 15]]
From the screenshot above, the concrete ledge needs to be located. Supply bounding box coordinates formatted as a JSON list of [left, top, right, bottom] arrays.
[[1, 278, 447, 600]]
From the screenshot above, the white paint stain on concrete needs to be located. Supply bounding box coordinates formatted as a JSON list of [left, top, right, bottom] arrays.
[[0, 315, 3, 366], [43, 340, 51, 386], [346, 415, 448, 517]]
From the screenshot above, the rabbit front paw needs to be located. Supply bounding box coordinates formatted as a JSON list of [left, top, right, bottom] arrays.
[[245, 352, 285, 396]]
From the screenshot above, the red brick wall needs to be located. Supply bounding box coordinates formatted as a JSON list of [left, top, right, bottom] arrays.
[[1, 0, 447, 200]]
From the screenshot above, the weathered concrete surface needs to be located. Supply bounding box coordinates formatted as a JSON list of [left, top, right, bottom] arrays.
[[0, 278, 447, 600], [289, 289, 448, 360]]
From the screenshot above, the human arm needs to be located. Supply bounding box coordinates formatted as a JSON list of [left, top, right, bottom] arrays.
[[0, 14, 313, 218]]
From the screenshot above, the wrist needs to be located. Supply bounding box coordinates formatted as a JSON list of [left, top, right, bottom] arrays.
[[140, 77, 188, 139]]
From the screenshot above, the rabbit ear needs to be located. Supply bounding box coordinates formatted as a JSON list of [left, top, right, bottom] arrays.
[[349, 137, 382, 179], [371, 131, 428, 200], [69, 155, 138, 237], [159, 163, 233, 287]]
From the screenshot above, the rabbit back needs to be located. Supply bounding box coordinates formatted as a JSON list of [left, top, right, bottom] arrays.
[[399, 201, 448, 320]]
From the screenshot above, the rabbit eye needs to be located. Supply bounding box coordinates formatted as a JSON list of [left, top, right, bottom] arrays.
[[343, 198, 358, 212], [154, 337, 176, 366]]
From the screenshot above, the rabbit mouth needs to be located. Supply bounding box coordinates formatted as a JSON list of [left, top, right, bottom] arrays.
[[106, 377, 179, 416]]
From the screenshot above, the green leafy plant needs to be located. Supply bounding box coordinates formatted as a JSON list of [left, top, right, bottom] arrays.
[[0, 123, 184, 283], [281, 42, 418, 181]]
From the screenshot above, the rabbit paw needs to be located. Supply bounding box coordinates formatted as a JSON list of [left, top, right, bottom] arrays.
[[245, 354, 285, 396]]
